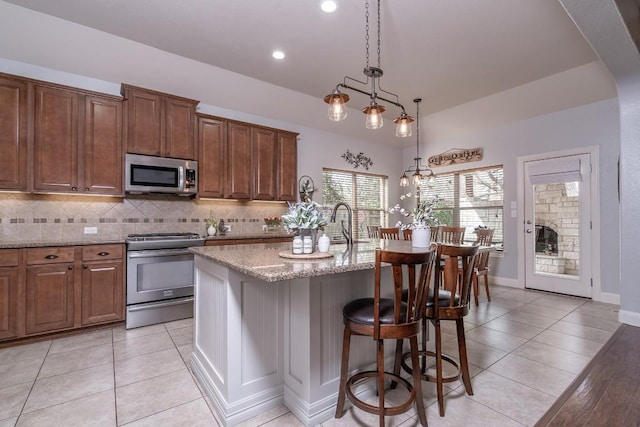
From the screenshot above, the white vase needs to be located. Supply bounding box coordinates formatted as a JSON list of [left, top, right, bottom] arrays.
[[412, 224, 430, 247], [207, 225, 217, 236]]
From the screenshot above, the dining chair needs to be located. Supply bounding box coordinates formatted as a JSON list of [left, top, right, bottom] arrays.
[[335, 245, 437, 427], [402, 228, 412, 240], [379, 227, 400, 240], [367, 225, 380, 239], [440, 226, 465, 244], [472, 228, 494, 305], [430, 225, 442, 243], [400, 243, 479, 417]]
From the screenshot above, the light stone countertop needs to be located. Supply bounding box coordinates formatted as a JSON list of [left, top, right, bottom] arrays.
[[190, 239, 432, 282], [0, 233, 291, 249], [0, 238, 126, 249]]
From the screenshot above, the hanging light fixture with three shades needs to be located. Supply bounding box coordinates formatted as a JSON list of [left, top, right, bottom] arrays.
[[323, 0, 414, 138]]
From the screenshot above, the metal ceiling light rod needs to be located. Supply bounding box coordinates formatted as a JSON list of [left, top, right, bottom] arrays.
[[400, 98, 434, 186], [323, 0, 414, 137]]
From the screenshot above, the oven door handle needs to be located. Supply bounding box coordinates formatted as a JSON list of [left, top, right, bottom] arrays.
[[127, 249, 193, 258], [128, 297, 194, 312]]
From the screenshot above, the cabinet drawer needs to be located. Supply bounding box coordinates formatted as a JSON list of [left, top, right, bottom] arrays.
[[82, 244, 123, 261], [0, 249, 19, 267], [26, 247, 75, 265]]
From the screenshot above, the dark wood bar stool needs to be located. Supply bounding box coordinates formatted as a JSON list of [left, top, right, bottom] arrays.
[[379, 227, 400, 240], [335, 245, 437, 427], [402, 244, 479, 417], [473, 228, 494, 305]]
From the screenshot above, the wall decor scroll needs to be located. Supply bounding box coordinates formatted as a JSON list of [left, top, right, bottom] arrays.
[[428, 147, 483, 168], [341, 150, 373, 170]]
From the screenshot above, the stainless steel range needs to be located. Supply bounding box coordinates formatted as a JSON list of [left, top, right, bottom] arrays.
[[126, 232, 205, 329]]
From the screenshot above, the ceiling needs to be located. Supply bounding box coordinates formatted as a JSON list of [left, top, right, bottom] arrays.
[[3, 0, 607, 144]]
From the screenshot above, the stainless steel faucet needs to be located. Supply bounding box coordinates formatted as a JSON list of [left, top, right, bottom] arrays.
[[330, 202, 353, 246]]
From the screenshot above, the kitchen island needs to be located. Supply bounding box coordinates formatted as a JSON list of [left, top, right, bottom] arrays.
[[189, 240, 424, 426]]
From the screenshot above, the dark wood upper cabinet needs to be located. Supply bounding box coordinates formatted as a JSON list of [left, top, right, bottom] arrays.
[[33, 85, 80, 193], [197, 115, 227, 198], [0, 75, 28, 191], [252, 127, 277, 200], [122, 84, 198, 160], [198, 114, 298, 201], [33, 84, 123, 195], [225, 121, 253, 200], [276, 132, 298, 201], [83, 95, 123, 195]]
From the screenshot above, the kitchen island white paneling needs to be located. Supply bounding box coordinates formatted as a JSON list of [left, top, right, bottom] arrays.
[[190, 241, 421, 426]]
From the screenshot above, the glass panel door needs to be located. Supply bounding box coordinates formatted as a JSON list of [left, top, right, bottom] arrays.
[[524, 154, 592, 297]]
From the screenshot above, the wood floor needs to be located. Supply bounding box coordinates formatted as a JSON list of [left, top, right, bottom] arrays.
[[536, 324, 640, 426]]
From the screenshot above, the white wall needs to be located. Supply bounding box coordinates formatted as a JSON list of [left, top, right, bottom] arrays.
[[407, 97, 620, 294]]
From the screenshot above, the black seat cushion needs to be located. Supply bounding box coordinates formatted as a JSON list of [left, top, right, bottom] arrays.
[[343, 298, 407, 325]]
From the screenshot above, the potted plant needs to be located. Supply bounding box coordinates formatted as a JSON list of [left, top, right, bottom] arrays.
[[263, 216, 282, 233], [281, 201, 328, 252], [389, 192, 441, 247], [206, 210, 217, 236]]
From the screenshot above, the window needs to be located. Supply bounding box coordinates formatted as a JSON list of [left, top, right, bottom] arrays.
[[322, 168, 388, 241], [419, 165, 504, 245]]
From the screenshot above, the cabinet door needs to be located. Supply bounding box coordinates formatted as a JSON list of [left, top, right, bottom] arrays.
[[83, 95, 123, 195], [277, 132, 298, 201], [33, 85, 79, 193], [252, 127, 277, 200], [81, 260, 124, 325], [0, 76, 28, 191], [26, 263, 75, 335], [0, 266, 19, 341], [226, 122, 252, 199], [165, 97, 197, 159], [198, 116, 226, 198], [124, 88, 163, 156]]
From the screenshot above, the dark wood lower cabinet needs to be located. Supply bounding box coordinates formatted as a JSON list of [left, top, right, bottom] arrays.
[[81, 259, 124, 325], [1, 244, 125, 343], [25, 263, 75, 335], [0, 267, 19, 340]]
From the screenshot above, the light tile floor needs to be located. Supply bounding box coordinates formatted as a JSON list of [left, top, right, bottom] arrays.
[[0, 285, 620, 426]]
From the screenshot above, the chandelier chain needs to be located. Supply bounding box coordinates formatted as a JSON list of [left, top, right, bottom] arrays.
[[365, 0, 370, 68], [376, 0, 381, 68]]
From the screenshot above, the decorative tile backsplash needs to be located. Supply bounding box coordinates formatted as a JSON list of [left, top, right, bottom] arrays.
[[0, 193, 289, 243]]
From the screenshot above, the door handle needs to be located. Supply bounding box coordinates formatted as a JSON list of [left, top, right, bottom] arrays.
[[526, 229, 532, 233], [526, 220, 532, 225]]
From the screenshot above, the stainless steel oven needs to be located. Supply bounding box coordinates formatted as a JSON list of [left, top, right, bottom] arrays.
[[126, 233, 204, 329]]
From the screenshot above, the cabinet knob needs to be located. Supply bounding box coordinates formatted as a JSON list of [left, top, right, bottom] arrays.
[[83, 264, 88, 269], [84, 187, 89, 192], [68, 265, 73, 270], [97, 252, 109, 257], [44, 254, 58, 260], [72, 186, 78, 191]]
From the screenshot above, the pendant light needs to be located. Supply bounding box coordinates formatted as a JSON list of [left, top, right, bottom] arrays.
[[400, 98, 434, 186], [323, 0, 413, 137]]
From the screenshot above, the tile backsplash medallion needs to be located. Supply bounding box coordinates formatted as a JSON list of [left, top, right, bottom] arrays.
[[0, 193, 289, 244]]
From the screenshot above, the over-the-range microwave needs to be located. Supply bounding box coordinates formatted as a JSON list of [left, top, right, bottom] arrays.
[[125, 153, 198, 196]]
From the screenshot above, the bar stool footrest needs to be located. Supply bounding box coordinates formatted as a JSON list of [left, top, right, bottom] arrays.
[[401, 350, 461, 384], [345, 370, 416, 417]]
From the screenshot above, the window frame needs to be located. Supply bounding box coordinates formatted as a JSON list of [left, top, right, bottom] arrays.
[[419, 164, 504, 245], [322, 167, 388, 241]]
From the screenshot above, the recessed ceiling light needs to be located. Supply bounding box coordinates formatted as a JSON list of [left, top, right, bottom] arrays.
[[321, 1, 337, 13], [272, 50, 285, 60]]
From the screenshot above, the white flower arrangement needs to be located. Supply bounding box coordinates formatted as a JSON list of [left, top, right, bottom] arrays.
[[389, 192, 441, 229], [281, 201, 329, 231]]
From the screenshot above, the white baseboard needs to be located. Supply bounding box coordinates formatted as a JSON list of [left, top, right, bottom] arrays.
[[593, 291, 620, 305], [618, 309, 640, 327], [491, 276, 522, 289]]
